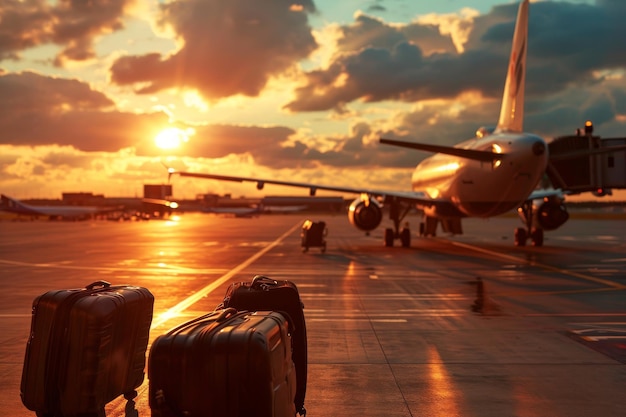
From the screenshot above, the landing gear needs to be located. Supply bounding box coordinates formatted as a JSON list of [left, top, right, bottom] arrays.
[[516, 201, 544, 247], [383, 198, 413, 247], [530, 227, 544, 247], [514, 227, 527, 247], [384, 228, 394, 247], [400, 227, 411, 247], [384, 226, 412, 247]]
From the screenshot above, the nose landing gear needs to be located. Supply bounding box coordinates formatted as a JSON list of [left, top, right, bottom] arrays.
[[383, 198, 413, 247], [515, 201, 544, 247]]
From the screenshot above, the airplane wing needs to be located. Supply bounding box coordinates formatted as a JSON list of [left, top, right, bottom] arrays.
[[169, 135, 513, 209], [170, 169, 441, 206]]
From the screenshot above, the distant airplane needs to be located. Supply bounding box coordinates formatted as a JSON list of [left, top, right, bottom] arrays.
[[1, 194, 178, 221], [167, 0, 625, 247], [203, 203, 307, 218], [0, 194, 119, 220]]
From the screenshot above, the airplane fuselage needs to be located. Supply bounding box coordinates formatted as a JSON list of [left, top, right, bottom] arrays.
[[0, 195, 115, 220], [412, 132, 548, 218]]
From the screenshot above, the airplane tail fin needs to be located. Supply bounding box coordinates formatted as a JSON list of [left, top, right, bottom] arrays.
[[496, 0, 529, 133], [0, 194, 35, 214], [0, 194, 10, 209]]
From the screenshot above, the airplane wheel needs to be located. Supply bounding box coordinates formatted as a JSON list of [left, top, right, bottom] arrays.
[[514, 227, 527, 246], [400, 228, 411, 248], [531, 228, 544, 247], [384, 228, 394, 247]]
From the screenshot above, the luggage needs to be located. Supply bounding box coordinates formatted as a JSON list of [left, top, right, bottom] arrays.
[[20, 280, 154, 417], [220, 275, 307, 416], [148, 308, 296, 417], [301, 220, 327, 253]]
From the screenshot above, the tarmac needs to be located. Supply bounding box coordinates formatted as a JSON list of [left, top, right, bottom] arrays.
[[1, 212, 625, 417]]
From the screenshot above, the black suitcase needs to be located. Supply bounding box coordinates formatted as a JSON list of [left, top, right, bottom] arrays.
[[148, 308, 296, 417], [220, 275, 307, 416], [20, 280, 154, 417]]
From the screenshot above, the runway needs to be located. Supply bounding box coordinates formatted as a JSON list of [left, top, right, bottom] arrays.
[[1, 213, 625, 416]]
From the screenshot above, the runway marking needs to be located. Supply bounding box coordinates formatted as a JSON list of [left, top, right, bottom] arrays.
[[308, 318, 408, 323], [493, 286, 623, 298], [305, 311, 465, 318], [524, 313, 626, 317], [0, 258, 227, 275], [602, 258, 626, 263], [580, 335, 626, 341], [305, 309, 466, 314], [447, 240, 626, 290], [302, 294, 469, 301], [150, 221, 301, 330]]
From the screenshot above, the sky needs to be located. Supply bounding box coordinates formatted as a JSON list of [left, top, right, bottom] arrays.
[[1, 0, 625, 201]]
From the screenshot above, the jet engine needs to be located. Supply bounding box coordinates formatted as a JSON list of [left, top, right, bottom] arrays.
[[519, 198, 569, 231], [348, 196, 383, 232]]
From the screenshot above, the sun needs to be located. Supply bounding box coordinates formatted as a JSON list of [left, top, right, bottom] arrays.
[[154, 127, 193, 150]]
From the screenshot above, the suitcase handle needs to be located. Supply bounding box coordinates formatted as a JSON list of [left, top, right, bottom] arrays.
[[165, 308, 238, 335], [214, 307, 237, 322], [85, 280, 111, 290], [251, 275, 278, 289]]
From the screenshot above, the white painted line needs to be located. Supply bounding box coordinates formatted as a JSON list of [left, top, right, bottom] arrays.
[[447, 240, 626, 290], [150, 221, 301, 330], [308, 318, 408, 323], [302, 294, 469, 300], [525, 313, 626, 317], [581, 335, 626, 342], [0, 258, 227, 275], [305, 312, 463, 317]]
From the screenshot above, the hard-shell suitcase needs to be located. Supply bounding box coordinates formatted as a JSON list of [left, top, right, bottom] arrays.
[[20, 281, 154, 417], [220, 275, 307, 416], [148, 308, 296, 417]]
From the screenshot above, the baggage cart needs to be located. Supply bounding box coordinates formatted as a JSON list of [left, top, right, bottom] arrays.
[[300, 220, 327, 253]]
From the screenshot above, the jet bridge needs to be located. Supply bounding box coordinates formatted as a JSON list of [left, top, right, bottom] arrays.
[[547, 121, 626, 196]]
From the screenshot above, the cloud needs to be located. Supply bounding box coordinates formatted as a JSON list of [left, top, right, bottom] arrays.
[[0, 71, 179, 153], [336, 13, 456, 57], [3, 0, 626, 200], [109, 0, 318, 100], [0, 144, 170, 198], [285, 1, 626, 113], [0, 0, 132, 65]]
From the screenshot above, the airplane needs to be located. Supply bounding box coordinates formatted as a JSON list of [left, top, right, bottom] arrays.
[[1, 194, 178, 221], [0, 194, 121, 220], [166, 0, 625, 248], [203, 203, 307, 218]]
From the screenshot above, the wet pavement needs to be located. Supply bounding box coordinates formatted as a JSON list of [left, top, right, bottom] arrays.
[[1, 213, 625, 416]]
